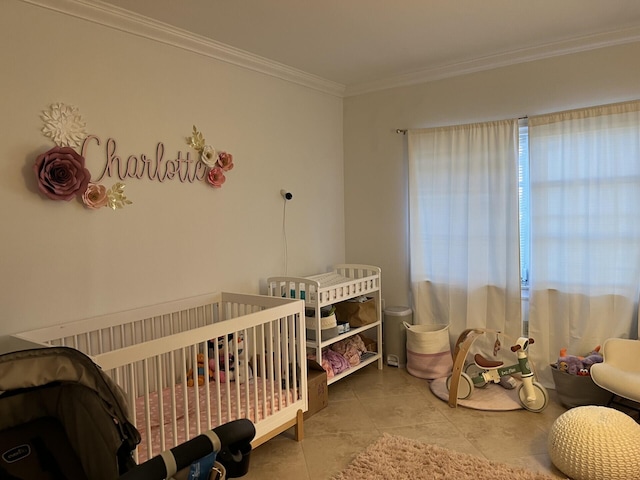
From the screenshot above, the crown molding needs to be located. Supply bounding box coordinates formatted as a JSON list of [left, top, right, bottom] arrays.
[[20, 0, 346, 98], [19, 0, 640, 99], [345, 26, 640, 97]]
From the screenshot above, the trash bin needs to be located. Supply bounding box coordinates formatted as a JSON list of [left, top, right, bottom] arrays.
[[383, 306, 412, 367]]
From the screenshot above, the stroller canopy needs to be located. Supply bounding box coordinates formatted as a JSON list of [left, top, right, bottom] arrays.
[[0, 347, 140, 480]]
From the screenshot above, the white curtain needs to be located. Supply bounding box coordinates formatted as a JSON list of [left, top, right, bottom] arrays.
[[528, 100, 640, 387], [408, 120, 522, 354]]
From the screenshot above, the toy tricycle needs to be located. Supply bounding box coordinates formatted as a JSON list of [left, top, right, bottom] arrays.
[[446, 329, 549, 412]]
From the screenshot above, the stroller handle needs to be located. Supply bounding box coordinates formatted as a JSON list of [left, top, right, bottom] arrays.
[[119, 419, 256, 480]]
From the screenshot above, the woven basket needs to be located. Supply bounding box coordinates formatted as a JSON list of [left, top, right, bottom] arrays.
[[404, 322, 452, 379]]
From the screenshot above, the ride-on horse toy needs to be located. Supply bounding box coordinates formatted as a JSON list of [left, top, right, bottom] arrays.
[[446, 329, 549, 412]]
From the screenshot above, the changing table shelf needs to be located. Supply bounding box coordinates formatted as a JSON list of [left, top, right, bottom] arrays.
[[267, 264, 383, 385]]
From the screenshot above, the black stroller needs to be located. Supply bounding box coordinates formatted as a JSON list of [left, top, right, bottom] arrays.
[[0, 347, 255, 480]]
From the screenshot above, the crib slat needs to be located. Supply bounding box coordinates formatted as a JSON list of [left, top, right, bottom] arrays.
[[155, 355, 165, 451], [250, 326, 259, 423], [203, 344, 212, 431], [212, 339, 223, 428], [181, 347, 190, 450]]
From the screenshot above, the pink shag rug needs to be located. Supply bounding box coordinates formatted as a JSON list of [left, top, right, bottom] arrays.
[[331, 434, 558, 480]]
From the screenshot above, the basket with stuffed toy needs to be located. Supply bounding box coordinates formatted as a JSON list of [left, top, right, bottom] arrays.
[[550, 345, 612, 408]]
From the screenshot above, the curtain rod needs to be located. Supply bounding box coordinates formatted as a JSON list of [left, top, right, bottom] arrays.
[[396, 117, 528, 135]]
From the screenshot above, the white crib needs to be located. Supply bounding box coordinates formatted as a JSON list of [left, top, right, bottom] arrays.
[[13, 292, 307, 462]]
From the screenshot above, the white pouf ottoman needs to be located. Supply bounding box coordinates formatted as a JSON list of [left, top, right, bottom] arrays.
[[548, 406, 640, 480]]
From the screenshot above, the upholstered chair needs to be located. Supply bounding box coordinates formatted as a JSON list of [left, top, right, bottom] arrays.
[[590, 338, 640, 404]]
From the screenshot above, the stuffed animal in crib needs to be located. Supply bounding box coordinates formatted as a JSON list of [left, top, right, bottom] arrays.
[[187, 353, 214, 387], [234, 356, 252, 383], [214, 334, 240, 381], [209, 334, 252, 383]]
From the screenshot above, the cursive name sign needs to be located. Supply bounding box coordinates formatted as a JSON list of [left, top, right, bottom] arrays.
[[81, 135, 208, 183]]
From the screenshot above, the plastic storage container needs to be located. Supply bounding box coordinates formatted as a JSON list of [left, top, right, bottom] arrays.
[[383, 306, 412, 367]]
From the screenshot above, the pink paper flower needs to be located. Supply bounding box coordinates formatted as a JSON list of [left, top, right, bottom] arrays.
[[217, 152, 234, 171], [33, 146, 91, 201], [82, 183, 108, 209], [206, 167, 226, 188]]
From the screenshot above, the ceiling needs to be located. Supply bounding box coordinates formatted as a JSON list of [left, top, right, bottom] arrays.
[[97, 0, 640, 95]]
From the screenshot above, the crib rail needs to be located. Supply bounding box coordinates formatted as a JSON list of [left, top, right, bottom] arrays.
[[12, 293, 224, 353]]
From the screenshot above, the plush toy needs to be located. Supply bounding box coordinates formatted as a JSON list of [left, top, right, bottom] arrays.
[[234, 356, 251, 384], [582, 345, 603, 372], [187, 353, 214, 387], [587, 345, 602, 355], [557, 346, 603, 376], [209, 333, 253, 383], [557, 348, 584, 375], [215, 334, 239, 382]]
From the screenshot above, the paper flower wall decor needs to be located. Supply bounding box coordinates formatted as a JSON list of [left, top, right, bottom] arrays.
[[187, 125, 234, 188], [32, 107, 233, 208], [34, 103, 132, 210], [41, 103, 87, 148]]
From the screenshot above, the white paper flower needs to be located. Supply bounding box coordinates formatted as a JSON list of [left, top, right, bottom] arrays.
[[41, 103, 87, 148], [200, 145, 218, 167]]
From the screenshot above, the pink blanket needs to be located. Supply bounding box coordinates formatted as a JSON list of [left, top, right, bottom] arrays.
[[133, 378, 295, 462]]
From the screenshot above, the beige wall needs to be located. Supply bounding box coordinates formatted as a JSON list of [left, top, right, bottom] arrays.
[[5, 2, 640, 334], [344, 42, 640, 311], [0, 1, 344, 333]]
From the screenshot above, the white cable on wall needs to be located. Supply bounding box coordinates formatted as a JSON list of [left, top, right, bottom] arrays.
[[280, 189, 292, 275], [282, 199, 288, 275]]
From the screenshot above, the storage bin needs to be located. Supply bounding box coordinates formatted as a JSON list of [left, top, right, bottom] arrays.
[[404, 322, 453, 379], [550, 363, 613, 408], [305, 313, 338, 341], [383, 306, 412, 367]]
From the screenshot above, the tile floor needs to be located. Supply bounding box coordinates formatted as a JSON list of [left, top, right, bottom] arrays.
[[242, 363, 570, 479]]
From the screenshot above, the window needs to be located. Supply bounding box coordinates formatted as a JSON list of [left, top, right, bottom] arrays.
[[518, 103, 640, 292]]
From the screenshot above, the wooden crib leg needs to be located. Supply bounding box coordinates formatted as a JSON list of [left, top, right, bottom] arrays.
[[251, 409, 305, 448], [294, 408, 304, 441]]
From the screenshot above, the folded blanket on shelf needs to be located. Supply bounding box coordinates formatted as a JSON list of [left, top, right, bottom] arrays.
[[324, 349, 350, 375], [331, 335, 366, 366]]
